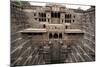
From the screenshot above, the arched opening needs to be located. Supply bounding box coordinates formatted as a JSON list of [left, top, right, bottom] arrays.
[[43, 24, 46, 28], [49, 33, 52, 39], [65, 26, 67, 29], [54, 33, 58, 39], [59, 33, 62, 39]]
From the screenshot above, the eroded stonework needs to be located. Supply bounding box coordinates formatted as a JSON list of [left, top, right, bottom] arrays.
[[11, 1, 95, 66]]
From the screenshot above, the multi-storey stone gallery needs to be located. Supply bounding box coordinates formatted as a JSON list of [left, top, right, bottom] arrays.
[[11, 1, 95, 66]]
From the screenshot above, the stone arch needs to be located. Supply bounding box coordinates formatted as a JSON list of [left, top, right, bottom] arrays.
[[54, 33, 58, 38], [49, 33, 52, 39], [43, 24, 46, 28], [59, 33, 62, 39]]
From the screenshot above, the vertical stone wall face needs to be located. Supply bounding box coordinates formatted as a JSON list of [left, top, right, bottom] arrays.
[[82, 6, 95, 61], [11, 2, 32, 65]]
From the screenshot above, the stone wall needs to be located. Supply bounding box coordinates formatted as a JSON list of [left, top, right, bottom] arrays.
[[82, 6, 95, 61]]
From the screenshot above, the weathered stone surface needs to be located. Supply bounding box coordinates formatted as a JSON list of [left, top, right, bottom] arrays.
[[11, 1, 95, 66]]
